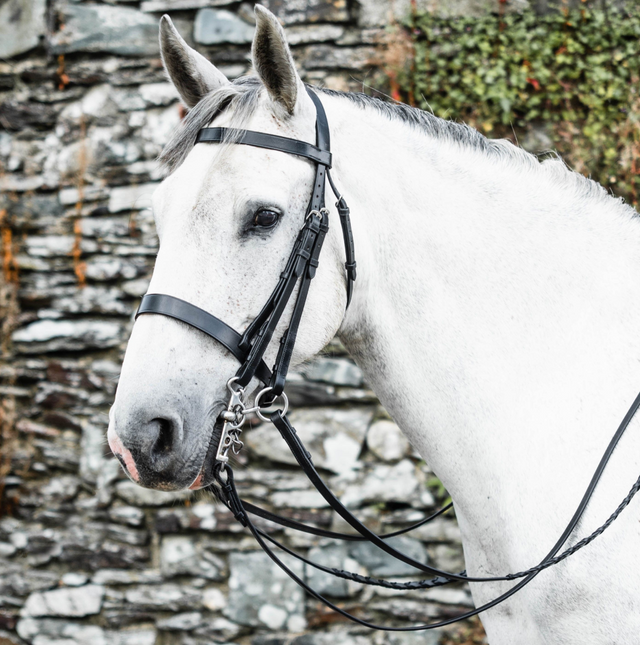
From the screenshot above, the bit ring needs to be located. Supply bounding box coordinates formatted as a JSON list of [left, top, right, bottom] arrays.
[[254, 388, 289, 422]]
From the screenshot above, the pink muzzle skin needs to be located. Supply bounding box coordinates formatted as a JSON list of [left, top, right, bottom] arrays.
[[108, 422, 209, 490], [107, 425, 140, 483], [188, 471, 205, 490]]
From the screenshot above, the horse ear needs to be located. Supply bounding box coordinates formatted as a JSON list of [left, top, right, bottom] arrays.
[[252, 5, 304, 116], [159, 14, 229, 108]]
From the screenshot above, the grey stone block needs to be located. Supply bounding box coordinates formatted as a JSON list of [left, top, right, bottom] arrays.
[[107, 628, 158, 645], [37, 475, 81, 504], [301, 44, 377, 71], [304, 357, 364, 387], [107, 506, 146, 528], [373, 630, 441, 645], [194, 9, 255, 45], [12, 320, 124, 354], [50, 3, 158, 56], [155, 504, 218, 533], [0, 0, 46, 59], [340, 459, 423, 507], [349, 536, 427, 577], [156, 611, 204, 631], [225, 551, 305, 630], [288, 634, 371, 645], [286, 24, 346, 46], [366, 419, 411, 462], [32, 438, 81, 473], [141, 0, 233, 11], [123, 584, 203, 612], [260, 0, 349, 24], [21, 584, 105, 618], [305, 544, 351, 597], [160, 535, 226, 580], [60, 573, 88, 587], [0, 568, 59, 598], [91, 569, 163, 586], [245, 406, 373, 475], [17, 618, 106, 644], [108, 183, 160, 213]]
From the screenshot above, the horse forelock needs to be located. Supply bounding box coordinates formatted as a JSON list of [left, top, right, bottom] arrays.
[[159, 76, 264, 173]]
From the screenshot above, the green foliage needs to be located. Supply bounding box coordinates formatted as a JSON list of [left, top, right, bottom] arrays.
[[390, 6, 640, 204]]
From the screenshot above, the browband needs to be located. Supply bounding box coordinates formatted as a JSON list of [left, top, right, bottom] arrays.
[[196, 128, 333, 168]]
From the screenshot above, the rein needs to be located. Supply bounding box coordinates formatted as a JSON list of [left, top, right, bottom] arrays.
[[136, 87, 640, 630]]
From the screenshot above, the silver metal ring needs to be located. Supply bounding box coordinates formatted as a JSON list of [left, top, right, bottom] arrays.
[[254, 387, 289, 422], [226, 376, 243, 394]]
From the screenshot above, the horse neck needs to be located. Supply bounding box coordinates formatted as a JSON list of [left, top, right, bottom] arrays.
[[327, 97, 640, 527]]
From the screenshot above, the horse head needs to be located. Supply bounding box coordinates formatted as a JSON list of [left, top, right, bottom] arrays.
[[108, 6, 349, 491]]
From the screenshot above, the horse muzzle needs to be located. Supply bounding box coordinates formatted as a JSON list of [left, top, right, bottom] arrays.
[[107, 403, 224, 491]]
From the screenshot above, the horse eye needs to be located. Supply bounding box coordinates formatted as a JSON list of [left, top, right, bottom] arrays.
[[253, 209, 280, 229]]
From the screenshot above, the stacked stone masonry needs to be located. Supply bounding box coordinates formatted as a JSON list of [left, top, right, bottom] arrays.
[[0, 1, 487, 644]]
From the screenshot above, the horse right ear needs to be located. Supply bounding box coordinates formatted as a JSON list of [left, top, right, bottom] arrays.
[[159, 15, 229, 108]]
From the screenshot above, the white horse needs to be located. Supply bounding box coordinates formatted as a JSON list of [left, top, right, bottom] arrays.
[[108, 5, 640, 643]]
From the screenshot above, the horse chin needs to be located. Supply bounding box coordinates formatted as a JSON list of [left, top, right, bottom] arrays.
[[188, 415, 225, 491]]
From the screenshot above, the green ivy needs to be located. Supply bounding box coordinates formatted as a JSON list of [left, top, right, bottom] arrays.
[[390, 6, 640, 203]]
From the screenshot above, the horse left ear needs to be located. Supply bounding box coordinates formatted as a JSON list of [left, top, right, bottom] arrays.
[[252, 5, 305, 116], [159, 14, 229, 108]]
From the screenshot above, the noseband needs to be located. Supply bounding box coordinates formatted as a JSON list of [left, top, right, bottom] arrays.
[[136, 87, 640, 631]]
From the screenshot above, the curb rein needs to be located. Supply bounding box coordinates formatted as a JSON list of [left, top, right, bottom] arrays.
[[136, 88, 640, 631]]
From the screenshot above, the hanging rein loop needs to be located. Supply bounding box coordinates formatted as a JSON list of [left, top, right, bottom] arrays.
[[135, 86, 640, 630], [207, 394, 640, 632]]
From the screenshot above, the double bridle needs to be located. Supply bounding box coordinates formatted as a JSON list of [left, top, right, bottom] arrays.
[[136, 87, 640, 630]]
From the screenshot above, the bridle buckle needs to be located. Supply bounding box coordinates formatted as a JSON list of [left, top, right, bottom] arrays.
[[306, 207, 329, 223]]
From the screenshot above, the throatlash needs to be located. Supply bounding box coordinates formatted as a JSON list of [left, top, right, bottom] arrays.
[[136, 86, 640, 631]]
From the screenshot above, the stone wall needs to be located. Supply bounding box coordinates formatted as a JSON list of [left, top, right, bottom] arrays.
[[0, 1, 483, 644]]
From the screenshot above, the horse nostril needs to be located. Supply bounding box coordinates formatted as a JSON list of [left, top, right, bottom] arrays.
[[150, 417, 175, 458], [111, 413, 183, 483]]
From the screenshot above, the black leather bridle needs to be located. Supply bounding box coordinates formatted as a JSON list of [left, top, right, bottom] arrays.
[[139, 89, 355, 396], [136, 87, 640, 630]]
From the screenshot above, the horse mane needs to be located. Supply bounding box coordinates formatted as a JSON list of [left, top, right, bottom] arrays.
[[159, 75, 634, 218]]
